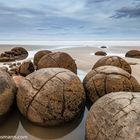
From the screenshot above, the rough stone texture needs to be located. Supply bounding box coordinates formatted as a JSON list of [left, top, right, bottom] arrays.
[[19, 61, 35, 76], [0, 67, 8, 72], [125, 50, 140, 58], [17, 68, 85, 126], [37, 52, 77, 74], [34, 50, 52, 66], [0, 70, 16, 120], [0, 47, 28, 62], [93, 56, 132, 74], [83, 66, 140, 104], [11, 47, 28, 60], [95, 51, 107, 56], [86, 92, 140, 140]]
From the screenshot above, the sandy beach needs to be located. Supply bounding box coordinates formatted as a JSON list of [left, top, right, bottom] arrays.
[[0, 42, 140, 140]]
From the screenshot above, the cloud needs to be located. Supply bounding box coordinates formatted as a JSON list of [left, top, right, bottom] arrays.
[[88, 0, 111, 3], [111, 5, 140, 18]]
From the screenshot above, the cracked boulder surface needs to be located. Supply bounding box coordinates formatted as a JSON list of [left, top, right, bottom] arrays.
[[11, 47, 28, 60], [0, 69, 17, 120], [86, 92, 140, 140], [93, 56, 132, 74], [16, 68, 85, 126], [37, 52, 77, 74], [33, 50, 52, 66], [19, 61, 35, 76], [83, 66, 140, 105]]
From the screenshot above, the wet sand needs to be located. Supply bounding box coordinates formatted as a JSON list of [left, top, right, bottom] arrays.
[[0, 44, 140, 140]]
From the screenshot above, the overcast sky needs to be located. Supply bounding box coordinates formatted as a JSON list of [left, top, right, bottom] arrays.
[[0, 0, 140, 40]]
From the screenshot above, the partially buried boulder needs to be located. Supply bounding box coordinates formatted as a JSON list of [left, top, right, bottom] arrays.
[[19, 61, 34, 76], [16, 68, 85, 126], [0, 70, 17, 121], [37, 52, 77, 74], [11, 47, 28, 60], [33, 50, 52, 66], [95, 51, 107, 56], [125, 50, 140, 58], [93, 56, 132, 74], [83, 66, 140, 105], [86, 92, 140, 140]]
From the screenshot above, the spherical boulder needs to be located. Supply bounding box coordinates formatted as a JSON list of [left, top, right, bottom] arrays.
[[95, 51, 107, 56], [93, 56, 132, 74], [86, 92, 140, 140], [37, 52, 77, 74], [11, 47, 28, 60], [0, 70, 16, 120], [19, 61, 35, 76], [125, 50, 140, 58], [16, 68, 85, 126], [83, 66, 140, 104], [34, 50, 52, 66]]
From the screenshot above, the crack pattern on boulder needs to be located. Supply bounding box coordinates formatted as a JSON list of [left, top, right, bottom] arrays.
[[83, 66, 140, 105], [93, 56, 132, 74], [86, 92, 140, 140], [33, 50, 52, 66], [37, 52, 77, 74], [16, 68, 85, 126], [0, 70, 16, 120]]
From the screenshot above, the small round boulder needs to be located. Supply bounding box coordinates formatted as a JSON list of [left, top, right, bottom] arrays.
[[34, 50, 52, 66], [17, 68, 85, 126], [125, 50, 140, 58], [83, 66, 140, 104], [86, 92, 140, 140], [37, 52, 77, 74], [0, 70, 16, 120], [19, 61, 35, 76], [95, 51, 107, 56], [11, 47, 28, 60], [93, 56, 132, 74]]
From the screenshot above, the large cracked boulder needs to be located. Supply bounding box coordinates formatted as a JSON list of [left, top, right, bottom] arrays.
[[86, 92, 140, 140], [34, 50, 52, 66], [17, 68, 85, 126], [37, 52, 77, 74], [93, 56, 132, 74], [0, 70, 17, 121], [11, 47, 28, 60], [125, 50, 140, 58], [83, 66, 140, 104]]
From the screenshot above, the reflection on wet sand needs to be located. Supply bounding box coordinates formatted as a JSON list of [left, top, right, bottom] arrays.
[[0, 109, 19, 137], [0, 107, 88, 140], [20, 108, 88, 140]]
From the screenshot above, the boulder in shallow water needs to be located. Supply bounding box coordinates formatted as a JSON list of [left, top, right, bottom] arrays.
[[16, 68, 85, 126]]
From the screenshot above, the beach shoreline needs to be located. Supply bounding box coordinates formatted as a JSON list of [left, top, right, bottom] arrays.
[[0, 43, 140, 140]]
